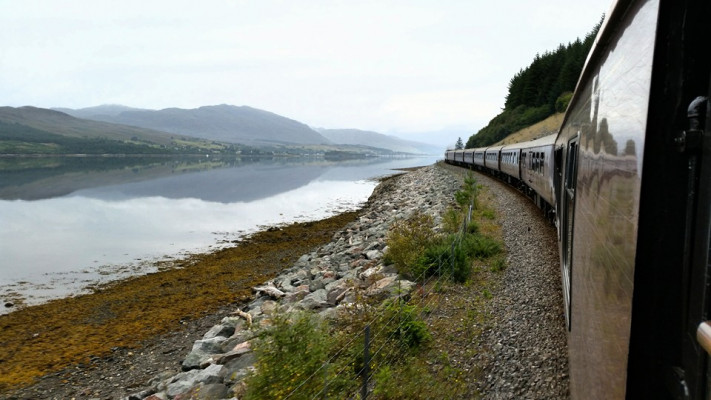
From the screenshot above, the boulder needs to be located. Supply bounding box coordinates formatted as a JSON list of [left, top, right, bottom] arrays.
[[176, 383, 230, 400], [202, 324, 235, 340], [298, 289, 328, 310], [365, 249, 382, 260], [181, 336, 228, 371], [365, 276, 416, 300]]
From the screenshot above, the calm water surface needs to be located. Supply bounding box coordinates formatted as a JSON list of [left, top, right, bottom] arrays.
[[0, 156, 438, 311]]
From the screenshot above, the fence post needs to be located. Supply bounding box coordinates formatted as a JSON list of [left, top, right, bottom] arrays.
[[450, 242, 455, 277], [322, 360, 328, 400], [361, 325, 371, 399]]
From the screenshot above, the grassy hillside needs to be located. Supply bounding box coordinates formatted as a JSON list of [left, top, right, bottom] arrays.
[[0, 107, 178, 145], [0, 107, 254, 155], [494, 113, 564, 145]]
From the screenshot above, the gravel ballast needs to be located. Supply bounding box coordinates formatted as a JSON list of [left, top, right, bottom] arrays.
[[451, 165, 569, 399]]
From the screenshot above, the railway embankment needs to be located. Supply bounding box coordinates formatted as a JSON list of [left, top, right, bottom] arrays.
[[5, 162, 568, 399], [448, 165, 569, 398]]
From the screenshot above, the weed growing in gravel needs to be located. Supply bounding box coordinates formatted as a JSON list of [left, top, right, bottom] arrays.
[[490, 257, 507, 272], [465, 234, 502, 259], [480, 208, 496, 220]]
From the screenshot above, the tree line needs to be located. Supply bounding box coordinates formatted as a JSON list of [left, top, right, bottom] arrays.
[[466, 16, 603, 148]]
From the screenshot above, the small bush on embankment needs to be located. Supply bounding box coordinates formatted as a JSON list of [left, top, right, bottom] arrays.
[[385, 172, 501, 284], [244, 300, 433, 399]]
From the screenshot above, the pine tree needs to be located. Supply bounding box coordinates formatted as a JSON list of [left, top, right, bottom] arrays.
[[455, 137, 464, 149]]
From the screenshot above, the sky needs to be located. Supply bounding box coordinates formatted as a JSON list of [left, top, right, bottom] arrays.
[[1, 0, 610, 147]]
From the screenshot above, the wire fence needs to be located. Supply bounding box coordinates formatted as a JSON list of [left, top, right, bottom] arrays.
[[269, 202, 477, 400]]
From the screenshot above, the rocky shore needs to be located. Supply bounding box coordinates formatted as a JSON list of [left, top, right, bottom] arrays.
[[6, 162, 569, 399], [117, 164, 460, 400]]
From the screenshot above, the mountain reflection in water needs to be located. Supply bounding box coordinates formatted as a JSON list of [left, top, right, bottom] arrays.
[[0, 155, 438, 311]]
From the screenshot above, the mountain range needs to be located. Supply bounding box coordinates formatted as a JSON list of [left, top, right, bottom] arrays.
[[57, 104, 332, 146], [1, 104, 441, 155], [318, 128, 440, 155]]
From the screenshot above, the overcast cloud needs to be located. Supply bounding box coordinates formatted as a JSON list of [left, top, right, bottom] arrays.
[[1, 0, 610, 147]]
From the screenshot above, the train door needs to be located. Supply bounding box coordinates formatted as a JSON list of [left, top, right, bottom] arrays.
[[561, 136, 579, 330], [684, 93, 711, 399], [554, 147, 563, 233]]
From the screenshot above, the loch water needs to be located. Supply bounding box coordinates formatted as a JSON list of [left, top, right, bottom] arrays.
[[0, 155, 438, 312]]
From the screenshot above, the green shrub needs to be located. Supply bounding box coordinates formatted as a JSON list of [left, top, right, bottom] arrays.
[[454, 189, 471, 208], [385, 212, 436, 279], [411, 236, 471, 283], [442, 207, 462, 234], [385, 301, 431, 349], [245, 312, 330, 400], [555, 91, 574, 112], [464, 234, 503, 259], [372, 360, 437, 399], [466, 220, 479, 234]]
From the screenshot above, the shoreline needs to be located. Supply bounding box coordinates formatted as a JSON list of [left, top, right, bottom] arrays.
[[0, 205, 365, 393], [0, 167, 415, 396], [2, 164, 456, 399]]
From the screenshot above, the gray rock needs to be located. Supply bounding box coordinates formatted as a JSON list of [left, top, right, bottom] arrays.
[[220, 329, 255, 353], [166, 370, 200, 397], [220, 317, 245, 330], [181, 383, 230, 400], [283, 285, 310, 303], [194, 363, 227, 384], [365, 249, 382, 260], [182, 337, 228, 371], [365, 276, 416, 300], [309, 277, 326, 292], [327, 285, 348, 306], [202, 323, 235, 340], [223, 353, 257, 385], [298, 288, 328, 310]]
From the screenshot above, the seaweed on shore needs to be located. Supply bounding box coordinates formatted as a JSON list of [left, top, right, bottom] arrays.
[[0, 211, 360, 393]]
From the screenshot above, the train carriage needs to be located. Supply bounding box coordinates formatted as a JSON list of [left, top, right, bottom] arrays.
[[453, 149, 465, 164], [444, 1, 710, 397], [484, 145, 504, 172], [520, 134, 556, 212], [555, 0, 711, 398], [463, 149, 474, 165], [445, 149, 455, 164], [499, 144, 522, 182], [473, 148, 486, 168]]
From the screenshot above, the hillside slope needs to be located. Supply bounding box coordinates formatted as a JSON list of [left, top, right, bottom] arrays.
[[0, 107, 178, 145], [494, 113, 564, 146], [319, 128, 440, 154], [67, 104, 332, 146]]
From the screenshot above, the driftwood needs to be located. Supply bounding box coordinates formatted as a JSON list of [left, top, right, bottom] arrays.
[[252, 284, 285, 299], [230, 309, 253, 327]]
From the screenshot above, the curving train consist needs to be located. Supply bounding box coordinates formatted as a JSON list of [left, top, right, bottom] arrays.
[[446, 0, 710, 398]]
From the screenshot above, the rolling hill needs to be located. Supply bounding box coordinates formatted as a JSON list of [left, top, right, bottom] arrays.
[[318, 128, 440, 154], [61, 104, 332, 146], [0, 106, 178, 145]]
